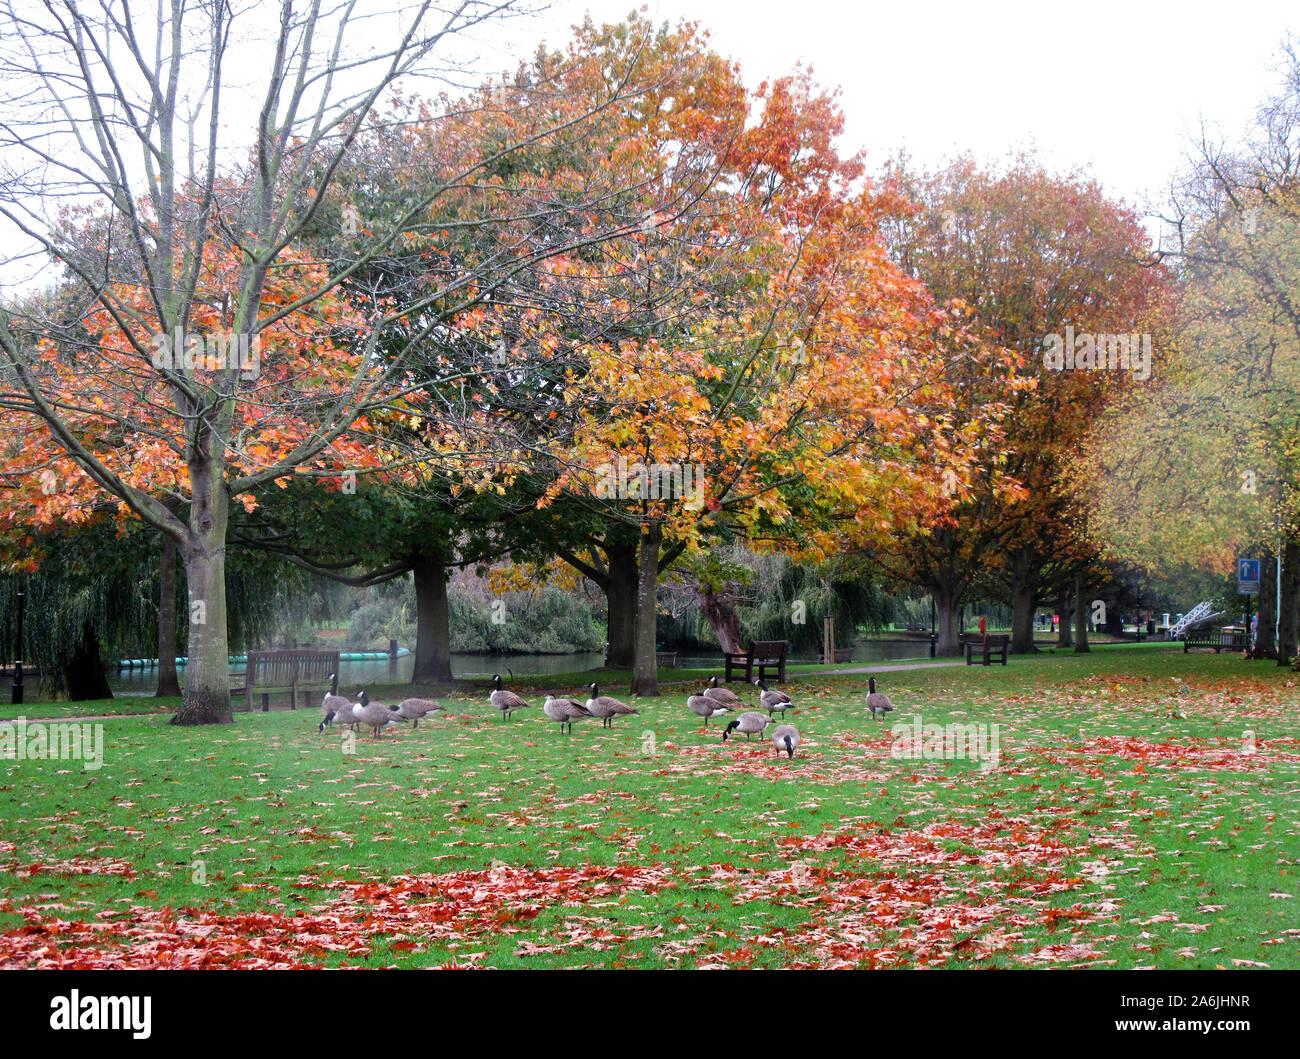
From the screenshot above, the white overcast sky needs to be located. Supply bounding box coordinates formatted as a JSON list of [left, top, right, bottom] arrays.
[[476, 0, 1298, 214]]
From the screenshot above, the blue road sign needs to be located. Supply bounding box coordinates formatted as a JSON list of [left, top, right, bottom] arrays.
[[1238, 558, 1261, 594]]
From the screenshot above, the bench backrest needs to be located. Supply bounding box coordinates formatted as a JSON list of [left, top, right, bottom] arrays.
[[246, 650, 340, 688], [750, 640, 789, 659], [961, 632, 1009, 644]]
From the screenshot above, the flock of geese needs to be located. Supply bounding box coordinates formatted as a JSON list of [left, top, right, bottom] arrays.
[[318, 671, 900, 762]]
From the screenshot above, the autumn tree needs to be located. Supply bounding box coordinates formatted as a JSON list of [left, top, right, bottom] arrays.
[[1082, 40, 1300, 663], [0, 2, 686, 721], [878, 155, 1172, 653], [487, 53, 1007, 693]]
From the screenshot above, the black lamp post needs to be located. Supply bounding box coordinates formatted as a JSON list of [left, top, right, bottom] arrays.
[[11, 585, 24, 705]]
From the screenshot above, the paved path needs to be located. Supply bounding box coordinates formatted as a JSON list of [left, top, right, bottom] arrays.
[[802, 660, 969, 677], [4, 658, 1004, 723]]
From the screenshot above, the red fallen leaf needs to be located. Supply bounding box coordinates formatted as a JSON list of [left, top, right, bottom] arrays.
[[0, 862, 676, 969]]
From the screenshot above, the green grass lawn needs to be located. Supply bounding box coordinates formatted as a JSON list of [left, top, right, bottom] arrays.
[[2, 644, 1297, 968]]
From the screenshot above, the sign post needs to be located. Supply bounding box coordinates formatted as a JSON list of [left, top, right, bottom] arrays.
[[1238, 558, 1260, 595], [1238, 558, 1260, 653]]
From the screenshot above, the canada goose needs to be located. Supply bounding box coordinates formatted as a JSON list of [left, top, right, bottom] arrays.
[[351, 690, 402, 738], [394, 697, 445, 728], [490, 673, 530, 720], [687, 691, 730, 726], [866, 677, 894, 720], [319, 674, 357, 732], [542, 694, 591, 733], [586, 683, 638, 728], [704, 676, 743, 707], [771, 724, 800, 758], [722, 711, 771, 742], [753, 679, 793, 718]]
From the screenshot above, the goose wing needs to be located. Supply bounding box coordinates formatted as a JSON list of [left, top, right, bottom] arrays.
[[493, 689, 530, 710]]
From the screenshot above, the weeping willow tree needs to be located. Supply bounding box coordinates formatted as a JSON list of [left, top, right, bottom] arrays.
[[0, 518, 342, 701], [659, 545, 895, 655], [744, 557, 894, 654]]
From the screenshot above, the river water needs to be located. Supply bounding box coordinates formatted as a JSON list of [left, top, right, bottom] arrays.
[[106, 639, 931, 696]]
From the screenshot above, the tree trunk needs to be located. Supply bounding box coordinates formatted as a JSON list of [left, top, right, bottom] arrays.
[[64, 621, 113, 700], [604, 540, 638, 669], [1277, 538, 1299, 667], [411, 553, 453, 683], [1009, 551, 1038, 654], [1251, 545, 1277, 659], [696, 586, 744, 654], [1056, 586, 1073, 648], [171, 462, 232, 725], [1073, 571, 1090, 653], [155, 532, 182, 697], [630, 522, 661, 696], [933, 584, 962, 656]]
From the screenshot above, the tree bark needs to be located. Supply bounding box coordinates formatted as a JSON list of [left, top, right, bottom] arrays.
[[933, 584, 962, 656], [1009, 550, 1038, 654], [1056, 586, 1073, 648], [171, 459, 232, 725], [155, 532, 182, 697], [696, 586, 744, 654], [1277, 538, 1299, 667], [1073, 570, 1090, 653], [411, 553, 453, 683], [1250, 544, 1277, 659], [605, 540, 638, 669], [630, 521, 662, 696], [64, 621, 113, 700]]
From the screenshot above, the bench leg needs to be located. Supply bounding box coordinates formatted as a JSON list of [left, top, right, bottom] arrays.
[[261, 692, 269, 713]]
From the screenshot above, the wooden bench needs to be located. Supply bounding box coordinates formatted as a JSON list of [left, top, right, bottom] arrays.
[[656, 650, 678, 668], [723, 640, 789, 683], [961, 633, 1009, 666], [230, 649, 340, 712], [818, 647, 854, 664], [1184, 628, 1249, 653]]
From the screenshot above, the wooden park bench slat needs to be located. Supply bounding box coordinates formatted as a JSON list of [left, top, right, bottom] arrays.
[[961, 632, 1009, 666], [229, 649, 340, 712], [1183, 628, 1249, 653], [723, 640, 789, 683]]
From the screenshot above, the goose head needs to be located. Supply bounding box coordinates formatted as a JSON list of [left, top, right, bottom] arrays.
[[492, 673, 503, 690], [588, 682, 599, 696], [868, 678, 877, 695], [358, 690, 370, 707], [722, 719, 740, 742]]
